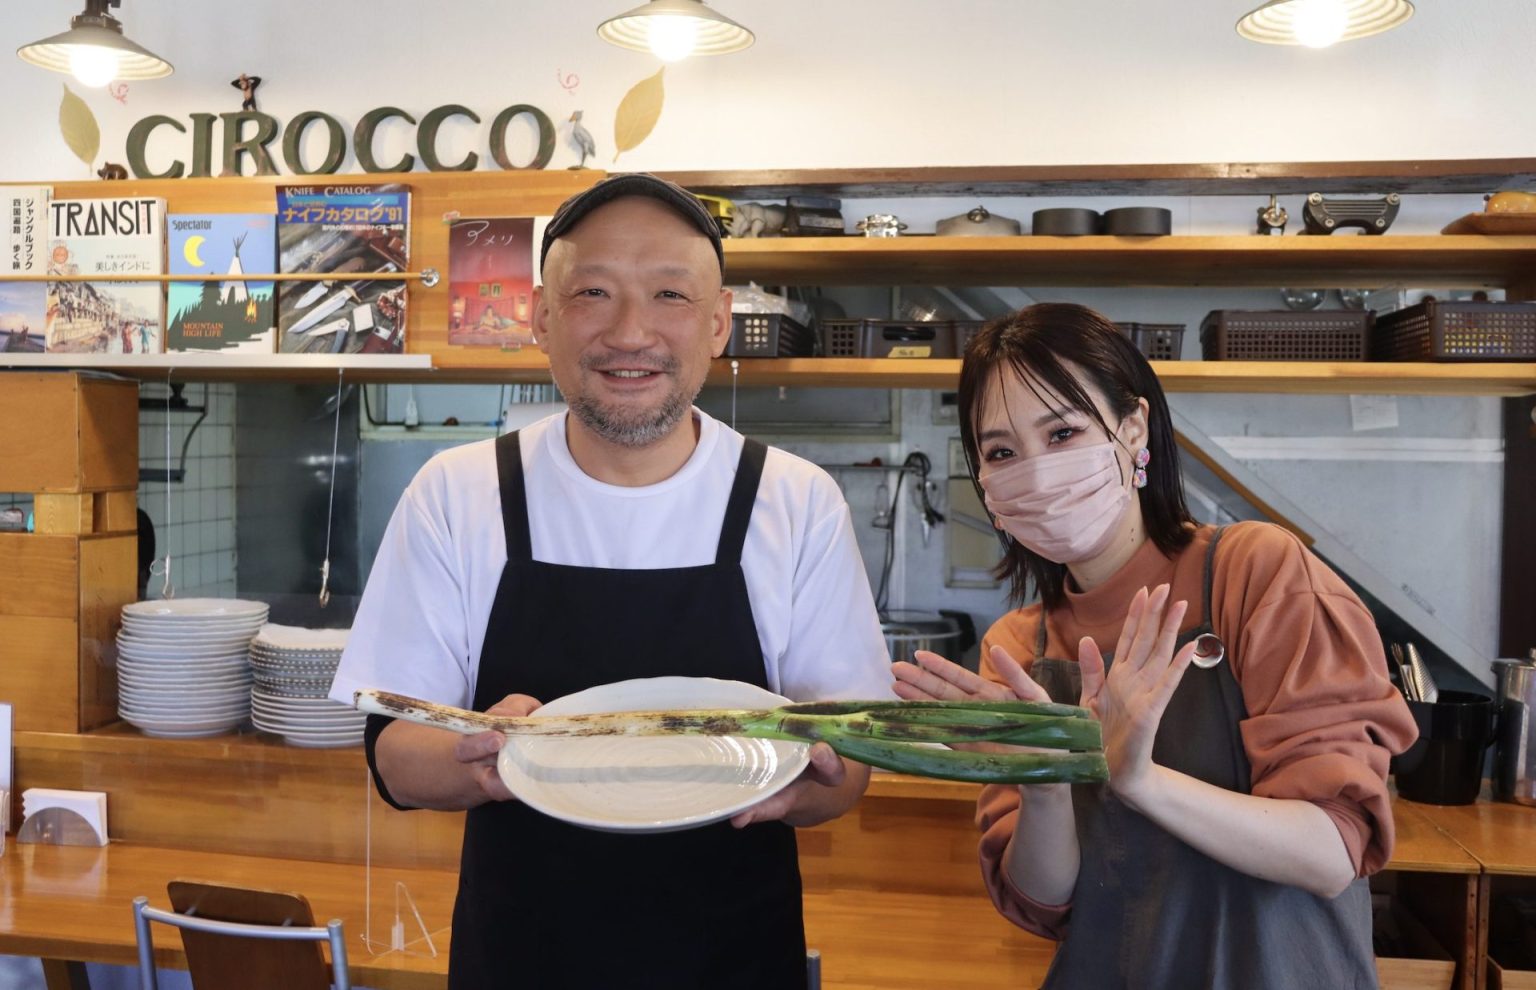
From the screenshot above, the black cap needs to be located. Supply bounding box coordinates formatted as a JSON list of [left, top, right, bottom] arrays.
[[540, 173, 724, 275]]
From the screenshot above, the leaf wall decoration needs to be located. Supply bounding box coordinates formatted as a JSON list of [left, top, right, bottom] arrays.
[[613, 67, 665, 162], [59, 84, 100, 170]]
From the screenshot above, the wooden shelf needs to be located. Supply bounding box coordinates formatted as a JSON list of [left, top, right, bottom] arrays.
[[721, 235, 1536, 289], [5, 353, 1534, 394], [0, 352, 435, 384], [715, 358, 1536, 395], [659, 157, 1536, 199]]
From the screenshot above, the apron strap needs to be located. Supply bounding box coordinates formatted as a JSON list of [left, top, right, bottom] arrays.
[[715, 438, 768, 565], [1202, 525, 1228, 624], [495, 431, 533, 564], [1034, 609, 1049, 661]]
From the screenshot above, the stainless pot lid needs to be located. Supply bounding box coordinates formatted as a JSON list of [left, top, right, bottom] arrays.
[[936, 205, 1021, 237]]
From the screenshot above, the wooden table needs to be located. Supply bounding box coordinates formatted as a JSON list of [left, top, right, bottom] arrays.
[[0, 813, 1057, 990], [3, 778, 1515, 990], [1400, 791, 1536, 989]]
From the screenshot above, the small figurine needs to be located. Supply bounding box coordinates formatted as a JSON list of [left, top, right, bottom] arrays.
[[730, 202, 787, 238], [96, 162, 128, 180], [231, 73, 263, 112], [1256, 195, 1287, 235], [567, 111, 596, 169]]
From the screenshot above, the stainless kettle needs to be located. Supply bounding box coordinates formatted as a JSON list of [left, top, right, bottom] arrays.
[[1493, 654, 1536, 805]]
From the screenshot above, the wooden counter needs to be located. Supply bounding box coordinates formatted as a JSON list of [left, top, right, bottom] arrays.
[[2, 760, 1515, 990], [1403, 791, 1536, 878], [0, 835, 1055, 990]]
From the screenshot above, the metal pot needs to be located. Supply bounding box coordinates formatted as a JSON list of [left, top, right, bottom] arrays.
[[1493, 656, 1536, 805], [880, 609, 963, 663]]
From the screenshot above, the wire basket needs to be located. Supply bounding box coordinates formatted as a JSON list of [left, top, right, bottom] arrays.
[[1116, 322, 1185, 361], [1372, 300, 1536, 361], [1200, 310, 1372, 361], [725, 313, 816, 358]]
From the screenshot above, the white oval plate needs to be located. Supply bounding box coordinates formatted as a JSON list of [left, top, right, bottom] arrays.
[[496, 676, 810, 834]]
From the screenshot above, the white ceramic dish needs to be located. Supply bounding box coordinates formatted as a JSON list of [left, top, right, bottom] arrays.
[[251, 693, 353, 710], [252, 624, 350, 650], [119, 710, 248, 732], [116, 654, 252, 672], [124, 598, 269, 620], [494, 676, 810, 834], [120, 686, 250, 704]]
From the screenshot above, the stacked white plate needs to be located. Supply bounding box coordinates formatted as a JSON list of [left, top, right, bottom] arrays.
[[249, 624, 363, 748], [116, 598, 268, 738]]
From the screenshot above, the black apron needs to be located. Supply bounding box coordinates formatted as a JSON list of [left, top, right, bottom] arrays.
[[448, 429, 806, 990], [1025, 527, 1377, 990]]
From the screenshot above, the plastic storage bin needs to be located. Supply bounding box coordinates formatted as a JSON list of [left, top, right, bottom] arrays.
[[1116, 322, 1185, 361], [820, 319, 983, 359], [725, 313, 816, 358], [1200, 310, 1372, 361], [1372, 300, 1536, 362]]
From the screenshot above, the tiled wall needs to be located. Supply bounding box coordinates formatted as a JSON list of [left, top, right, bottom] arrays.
[[136, 382, 238, 599]]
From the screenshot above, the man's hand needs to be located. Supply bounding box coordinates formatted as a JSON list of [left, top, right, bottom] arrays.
[[728, 742, 855, 829], [452, 693, 542, 804]]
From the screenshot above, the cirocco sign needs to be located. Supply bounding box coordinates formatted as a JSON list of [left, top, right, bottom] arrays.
[[125, 104, 558, 179]]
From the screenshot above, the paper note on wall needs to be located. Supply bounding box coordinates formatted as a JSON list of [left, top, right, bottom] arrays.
[[1349, 394, 1399, 432]]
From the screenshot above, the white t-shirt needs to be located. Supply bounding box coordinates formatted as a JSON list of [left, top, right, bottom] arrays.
[[330, 409, 894, 710]]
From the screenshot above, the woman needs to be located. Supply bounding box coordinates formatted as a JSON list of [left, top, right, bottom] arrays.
[[893, 303, 1415, 989]]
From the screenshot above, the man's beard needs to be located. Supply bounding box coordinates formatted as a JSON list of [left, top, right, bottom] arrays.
[[566, 354, 697, 448]]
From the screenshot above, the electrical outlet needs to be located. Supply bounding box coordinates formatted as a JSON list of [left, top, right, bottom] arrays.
[[933, 390, 959, 426]]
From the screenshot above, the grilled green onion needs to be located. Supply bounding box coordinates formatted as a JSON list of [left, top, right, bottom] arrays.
[[355, 689, 1106, 786]]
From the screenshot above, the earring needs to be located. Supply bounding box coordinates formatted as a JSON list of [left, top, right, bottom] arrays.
[[1133, 447, 1150, 489]]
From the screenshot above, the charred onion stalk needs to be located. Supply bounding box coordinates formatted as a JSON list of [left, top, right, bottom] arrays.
[[355, 689, 1107, 786]]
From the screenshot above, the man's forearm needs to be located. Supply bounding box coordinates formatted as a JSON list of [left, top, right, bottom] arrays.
[[783, 759, 870, 828], [374, 720, 499, 811]]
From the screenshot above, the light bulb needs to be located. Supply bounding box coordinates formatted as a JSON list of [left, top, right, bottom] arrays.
[[68, 45, 120, 87], [1291, 0, 1347, 48], [647, 16, 698, 62]]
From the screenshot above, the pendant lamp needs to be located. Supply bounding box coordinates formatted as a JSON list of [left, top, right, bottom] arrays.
[[1236, 0, 1414, 48], [598, 0, 754, 62], [17, 0, 173, 87]]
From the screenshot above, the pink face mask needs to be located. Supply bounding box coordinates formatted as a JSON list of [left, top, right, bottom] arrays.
[[979, 440, 1131, 563]]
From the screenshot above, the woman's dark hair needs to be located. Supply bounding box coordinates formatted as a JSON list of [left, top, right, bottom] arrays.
[[957, 302, 1194, 610]]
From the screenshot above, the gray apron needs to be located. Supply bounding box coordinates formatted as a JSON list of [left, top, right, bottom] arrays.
[[1025, 527, 1378, 990]]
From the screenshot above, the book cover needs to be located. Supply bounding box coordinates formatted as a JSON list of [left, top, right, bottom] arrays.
[[44, 196, 166, 354], [276, 185, 409, 354], [166, 213, 277, 353], [0, 186, 50, 353], [447, 217, 536, 348]]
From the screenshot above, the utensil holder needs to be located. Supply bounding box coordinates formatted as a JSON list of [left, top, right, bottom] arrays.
[[1392, 690, 1496, 805]]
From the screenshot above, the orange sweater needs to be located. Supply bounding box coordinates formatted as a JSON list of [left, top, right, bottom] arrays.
[[976, 521, 1418, 938]]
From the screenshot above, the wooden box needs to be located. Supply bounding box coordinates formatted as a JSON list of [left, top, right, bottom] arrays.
[[1492, 960, 1536, 990], [0, 532, 133, 732], [0, 372, 138, 493], [1373, 894, 1456, 990]]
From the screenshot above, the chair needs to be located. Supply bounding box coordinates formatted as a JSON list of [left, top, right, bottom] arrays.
[[132, 879, 349, 990]]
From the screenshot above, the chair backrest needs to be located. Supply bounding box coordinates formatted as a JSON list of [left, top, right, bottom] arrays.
[[132, 879, 349, 990]]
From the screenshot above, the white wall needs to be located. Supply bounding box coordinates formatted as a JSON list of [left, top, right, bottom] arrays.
[[0, 1, 1532, 179]]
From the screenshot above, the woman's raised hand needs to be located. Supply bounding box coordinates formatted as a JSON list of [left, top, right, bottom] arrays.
[[893, 647, 1036, 703], [1078, 584, 1197, 807], [893, 647, 1054, 755]]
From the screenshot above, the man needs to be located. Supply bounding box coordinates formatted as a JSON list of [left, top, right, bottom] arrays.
[[330, 173, 891, 989]]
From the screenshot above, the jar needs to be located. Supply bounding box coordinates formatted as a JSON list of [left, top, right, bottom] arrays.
[[857, 214, 907, 238]]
